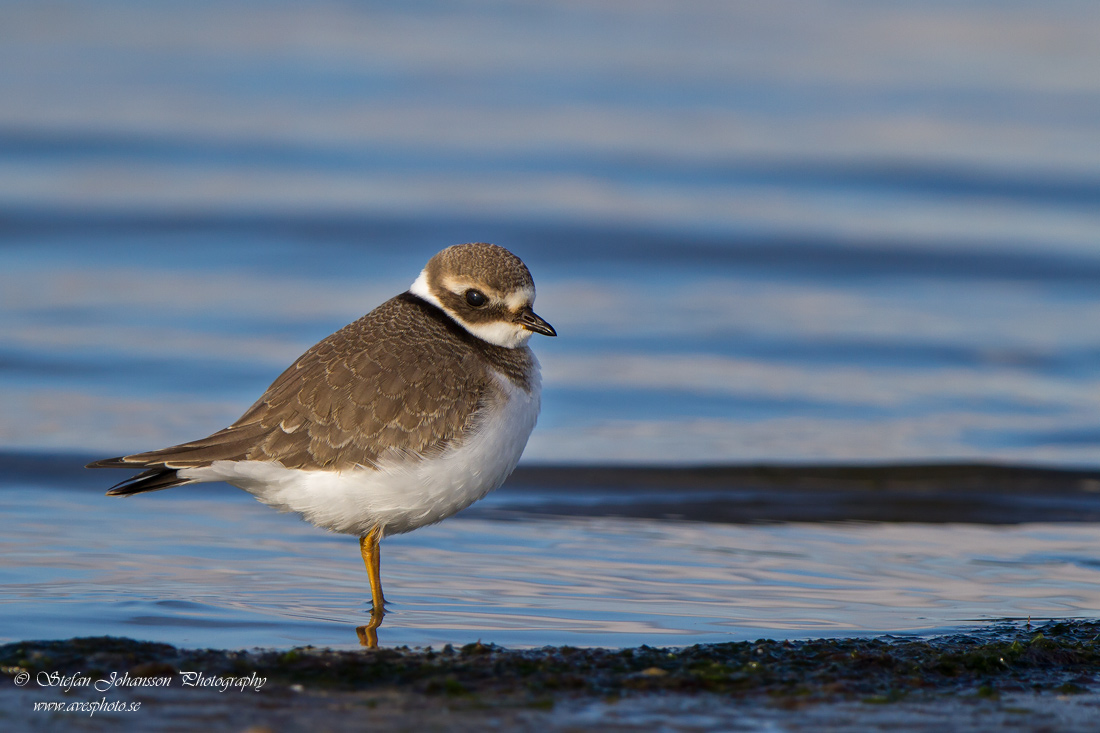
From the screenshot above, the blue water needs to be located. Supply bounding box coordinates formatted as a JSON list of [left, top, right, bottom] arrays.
[[2, 0, 1100, 648], [7, 462, 1100, 650], [2, 1, 1099, 466]]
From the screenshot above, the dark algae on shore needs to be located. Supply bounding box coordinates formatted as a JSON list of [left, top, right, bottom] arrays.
[[4, 621, 1099, 703]]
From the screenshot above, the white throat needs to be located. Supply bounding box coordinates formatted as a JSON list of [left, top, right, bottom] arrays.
[[408, 269, 533, 349]]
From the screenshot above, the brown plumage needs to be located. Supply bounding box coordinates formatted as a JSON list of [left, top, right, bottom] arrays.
[[87, 242, 556, 647], [89, 259, 539, 495]]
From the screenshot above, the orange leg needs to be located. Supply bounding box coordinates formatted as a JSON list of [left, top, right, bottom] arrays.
[[355, 528, 385, 648]]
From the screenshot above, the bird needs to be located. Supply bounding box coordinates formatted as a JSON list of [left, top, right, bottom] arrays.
[[87, 242, 556, 646]]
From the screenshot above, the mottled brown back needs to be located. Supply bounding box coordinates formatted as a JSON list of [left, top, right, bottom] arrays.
[[98, 293, 537, 473]]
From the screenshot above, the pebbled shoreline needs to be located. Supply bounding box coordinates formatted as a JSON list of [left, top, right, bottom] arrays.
[[4, 621, 1100, 731]]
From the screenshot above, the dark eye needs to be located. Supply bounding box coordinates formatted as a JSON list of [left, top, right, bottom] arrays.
[[465, 289, 487, 307]]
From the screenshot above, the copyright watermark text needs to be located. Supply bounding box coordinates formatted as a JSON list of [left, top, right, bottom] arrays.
[[6, 665, 267, 716], [32, 698, 142, 715], [17, 669, 266, 693]]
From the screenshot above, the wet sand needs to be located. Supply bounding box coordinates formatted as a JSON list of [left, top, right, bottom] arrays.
[[4, 621, 1100, 731]]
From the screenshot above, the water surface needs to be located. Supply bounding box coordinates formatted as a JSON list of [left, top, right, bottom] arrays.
[[2, 1, 1100, 650], [1, 0, 1099, 466], [5, 461, 1100, 649]]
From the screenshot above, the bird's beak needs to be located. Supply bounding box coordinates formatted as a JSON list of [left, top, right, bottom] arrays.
[[518, 307, 556, 337]]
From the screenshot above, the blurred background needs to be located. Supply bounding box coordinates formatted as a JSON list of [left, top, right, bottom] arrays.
[[6, 0, 1100, 653], [3, 0, 1100, 467]]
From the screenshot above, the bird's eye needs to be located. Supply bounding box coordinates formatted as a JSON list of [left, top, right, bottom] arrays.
[[465, 289, 487, 307]]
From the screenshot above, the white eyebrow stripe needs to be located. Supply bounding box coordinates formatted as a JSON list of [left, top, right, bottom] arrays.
[[505, 286, 535, 311]]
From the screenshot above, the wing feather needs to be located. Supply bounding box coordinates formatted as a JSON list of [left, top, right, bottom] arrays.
[[88, 295, 498, 491]]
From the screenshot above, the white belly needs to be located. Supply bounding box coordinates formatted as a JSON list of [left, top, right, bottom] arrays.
[[178, 369, 540, 537]]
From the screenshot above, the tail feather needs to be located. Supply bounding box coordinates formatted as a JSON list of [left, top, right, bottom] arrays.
[[87, 423, 266, 496]]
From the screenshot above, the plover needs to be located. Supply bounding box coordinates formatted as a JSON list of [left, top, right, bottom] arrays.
[[88, 243, 555, 646]]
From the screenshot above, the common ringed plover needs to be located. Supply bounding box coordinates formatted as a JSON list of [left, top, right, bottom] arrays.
[[88, 242, 556, 646]]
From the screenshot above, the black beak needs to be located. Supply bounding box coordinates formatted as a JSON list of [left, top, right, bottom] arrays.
[[518, 307, 556, 337]]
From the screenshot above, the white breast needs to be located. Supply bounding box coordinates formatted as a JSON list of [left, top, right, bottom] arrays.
[[179, 365, 541, 537]]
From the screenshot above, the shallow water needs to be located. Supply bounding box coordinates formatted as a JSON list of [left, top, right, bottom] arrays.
[[5, 464, 1100, 650], [2, 1, 1100, 651]]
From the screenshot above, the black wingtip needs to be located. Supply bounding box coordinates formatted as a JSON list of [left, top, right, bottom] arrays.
[[103, 467, 190, 496]]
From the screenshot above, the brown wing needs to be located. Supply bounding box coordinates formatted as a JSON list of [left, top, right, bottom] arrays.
[[90, 294, 490, 479]]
